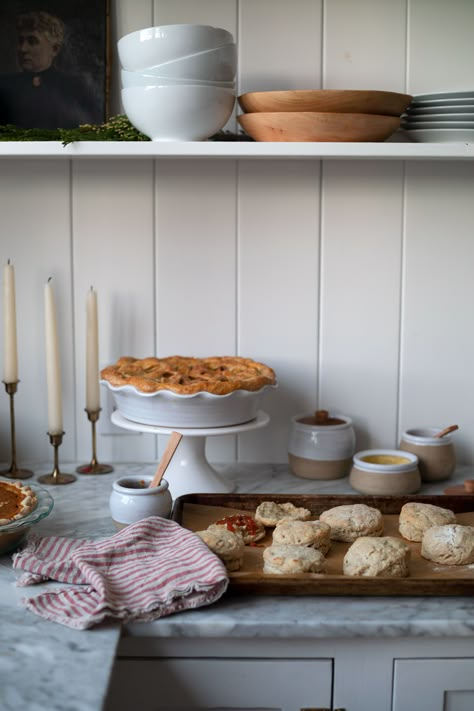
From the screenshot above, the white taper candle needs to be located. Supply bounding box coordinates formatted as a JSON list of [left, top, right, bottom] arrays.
[[3, 261, 18, 383], [86, 287, 100, 411], [44, 278, 63, 434]]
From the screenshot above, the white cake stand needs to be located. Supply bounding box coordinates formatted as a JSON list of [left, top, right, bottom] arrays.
[[111, 410, 270, 500]]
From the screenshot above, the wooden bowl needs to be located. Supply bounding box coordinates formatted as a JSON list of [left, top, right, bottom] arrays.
[[238, 89, 412, 116], [237, 112, 401, 142]]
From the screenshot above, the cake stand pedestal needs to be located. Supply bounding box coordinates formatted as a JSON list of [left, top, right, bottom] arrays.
[[111, 410, 270, 500]]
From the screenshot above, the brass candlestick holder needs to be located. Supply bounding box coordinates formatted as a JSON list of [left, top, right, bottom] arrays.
[[1, 381, 34, 479], [38, 432, 76, 485], [76, 408, 113, 474]]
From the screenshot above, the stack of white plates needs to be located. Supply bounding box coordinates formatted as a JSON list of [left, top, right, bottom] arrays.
[[401, 90, 474, 142]]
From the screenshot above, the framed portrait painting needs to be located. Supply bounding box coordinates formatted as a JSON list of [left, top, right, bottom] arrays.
[[0, 0, 109, 129]]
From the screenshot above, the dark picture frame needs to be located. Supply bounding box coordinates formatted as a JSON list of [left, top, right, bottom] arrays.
[[0, 0, 110, 129]]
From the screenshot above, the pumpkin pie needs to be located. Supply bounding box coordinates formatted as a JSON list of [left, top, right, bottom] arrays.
[[0, 479, 37, 526], [100, 355, 276, 396]]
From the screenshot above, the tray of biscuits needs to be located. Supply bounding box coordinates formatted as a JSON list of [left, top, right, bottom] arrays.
[[172, 493, 474, 595]]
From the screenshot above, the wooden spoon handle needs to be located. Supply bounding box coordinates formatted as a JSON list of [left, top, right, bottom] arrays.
[[435, 424, 459, 438], [149, 431, 183, 488]]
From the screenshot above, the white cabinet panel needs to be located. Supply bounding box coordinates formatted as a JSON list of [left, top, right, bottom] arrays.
[[238, 160, 320, 463], [319, 160, 404, 451], [393, 658, 474, 711], [106, 658, 332, 711], [408, 0, 474, 94], [400, 161, 474, 464], [324, 0, 407, 91]]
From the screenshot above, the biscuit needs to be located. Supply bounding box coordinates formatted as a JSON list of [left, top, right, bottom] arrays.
[[207, 513, 266, 545], [343, 536, 411, 577], [421, 524, 474, 566], [195, 528, 244, 572], [398, 502, 456, 542], [272, 519, 331, 555], [263, 544, 325, 574], [255, 501, 312, 527], [319, 503, 384, 542]]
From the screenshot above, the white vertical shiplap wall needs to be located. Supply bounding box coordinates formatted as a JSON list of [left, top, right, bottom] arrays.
[[0, 0, 473, 470]]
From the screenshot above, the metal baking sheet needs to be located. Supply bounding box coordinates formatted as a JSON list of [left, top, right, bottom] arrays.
[[172, 492, 474, 596]]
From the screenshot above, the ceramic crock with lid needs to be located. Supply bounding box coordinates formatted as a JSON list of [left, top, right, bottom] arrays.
[[288, 409, 356, 480], [399, 427, 456, 482], [349, 449, 421, 495]]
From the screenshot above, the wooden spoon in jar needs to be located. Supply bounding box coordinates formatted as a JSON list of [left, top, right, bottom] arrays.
[[434, 424, 459, 438], [149, 431, 183, 488]]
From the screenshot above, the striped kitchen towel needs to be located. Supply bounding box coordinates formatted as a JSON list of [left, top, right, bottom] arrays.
[[11, 516, 228, 630]]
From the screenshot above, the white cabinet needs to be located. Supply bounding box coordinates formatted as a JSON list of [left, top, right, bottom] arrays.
[[106, 637, 474, 711], [393, 658, 474, 711], [106, 657, 333, 711]]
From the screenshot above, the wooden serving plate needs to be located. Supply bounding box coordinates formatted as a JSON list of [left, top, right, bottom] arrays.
[[172, 492, 474, 596]]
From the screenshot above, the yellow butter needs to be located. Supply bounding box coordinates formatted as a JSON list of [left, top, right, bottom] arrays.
[[362, 454, 410, 465]]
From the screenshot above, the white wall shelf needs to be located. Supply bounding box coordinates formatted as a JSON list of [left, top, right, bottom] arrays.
[[0, 140, 473, 160]]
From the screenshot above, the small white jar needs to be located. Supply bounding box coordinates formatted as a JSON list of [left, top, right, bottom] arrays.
[[350, 449, 421, 495], [288, 411, 356, 480], [109, 475, 173, 530], [399, 427, 456, 482]]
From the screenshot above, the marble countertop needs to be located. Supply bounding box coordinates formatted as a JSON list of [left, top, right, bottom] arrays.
[[1, 459, 474, 711]]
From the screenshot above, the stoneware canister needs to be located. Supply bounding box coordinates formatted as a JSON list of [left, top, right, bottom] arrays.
[[399, 427, 456, 482], [350, 449, 421, 496], [109, 475, 173, 530], [288, 410, 356, 480]]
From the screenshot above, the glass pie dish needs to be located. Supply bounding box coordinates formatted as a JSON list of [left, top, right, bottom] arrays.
[[0, 483, 54, 555], [101, 380, 277, 428]]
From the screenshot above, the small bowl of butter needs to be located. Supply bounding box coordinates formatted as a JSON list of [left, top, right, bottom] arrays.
[[350, 449, 421, 495]]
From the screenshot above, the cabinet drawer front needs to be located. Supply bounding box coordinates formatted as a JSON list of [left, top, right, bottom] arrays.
[[393, 658, 474, 711], [106, 658, 332, 711]]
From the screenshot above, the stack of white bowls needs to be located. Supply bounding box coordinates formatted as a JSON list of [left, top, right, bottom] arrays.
[[118, 24, 237, 142], [402, 90, 474, 143]]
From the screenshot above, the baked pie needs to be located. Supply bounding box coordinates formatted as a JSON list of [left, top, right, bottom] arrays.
[[0, 479, 37, 526], [100, 355, 276, 396]]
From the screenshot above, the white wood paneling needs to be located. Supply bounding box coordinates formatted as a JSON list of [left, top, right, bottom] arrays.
[[407, 0, 474, 94], [153, 0, 236, 31], [110, 0, 154, 116], [239, 0, 322, 94], [400, 161, 474, 464], [0, 160, 74, 465], [323, 0, 408, 91], [154, 159, 238, 462], [238, 160, 320, 462], [319, 160, 405, 452], [72, 159, 157, 463]]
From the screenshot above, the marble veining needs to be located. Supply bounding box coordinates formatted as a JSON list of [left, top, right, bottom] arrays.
[[1, 461, 474, 710]]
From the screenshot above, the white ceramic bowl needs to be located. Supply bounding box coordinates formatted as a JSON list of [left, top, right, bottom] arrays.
[[134, 43, 237, 82], [121, 69, 234, 89], [118, 24, 234, 71], [101, 379, 276, 427], [121, 84, 235, 141]]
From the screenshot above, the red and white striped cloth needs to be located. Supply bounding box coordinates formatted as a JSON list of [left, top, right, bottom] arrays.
[[12, 516, 228, 630]]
